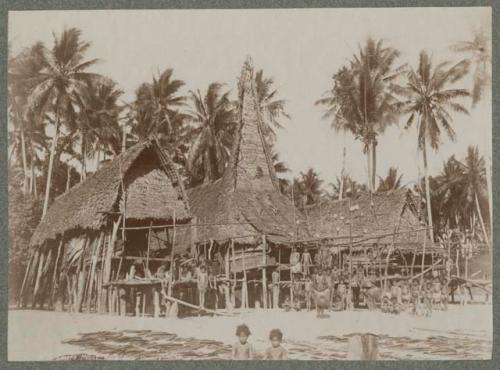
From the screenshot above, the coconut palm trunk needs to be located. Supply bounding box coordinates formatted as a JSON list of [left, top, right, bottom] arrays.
[[485, 154, 492, 234], [42, 114, 60, 217], [371, 139, 377, 192], [366, 141, 373, 192], [475, 192, 490, 254], [20, 129, 29, 194], [80, 135, 86, 182], [422, 137, 434, 242], [29, 137, 35, 195]]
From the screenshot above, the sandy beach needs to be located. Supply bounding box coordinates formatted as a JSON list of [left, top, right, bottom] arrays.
[[8, 304, 492, 361]]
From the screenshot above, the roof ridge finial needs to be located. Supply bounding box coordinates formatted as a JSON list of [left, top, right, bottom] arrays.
[[238, 56, 254, 99]]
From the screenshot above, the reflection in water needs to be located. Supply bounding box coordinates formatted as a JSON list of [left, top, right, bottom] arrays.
[[58, 329, 491, 360]]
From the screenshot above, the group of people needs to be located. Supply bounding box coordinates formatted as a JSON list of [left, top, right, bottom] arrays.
[[379, 276, 450, 316], [232, 324, 287, 360], [273, 262, 379, 317]]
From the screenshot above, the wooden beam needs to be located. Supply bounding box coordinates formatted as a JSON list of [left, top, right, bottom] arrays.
[[161, 292, 232, 317], [262, 235, 268, 309]]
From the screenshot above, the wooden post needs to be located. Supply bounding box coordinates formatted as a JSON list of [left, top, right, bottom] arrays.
[[32, 248, 46, 307], [347, 334, 379, 360], [86, 232, 104, 313], [168, 210, 176, 296], [18, 252, 35, 307], [242, 246, 248, 309], [153, 286, 161, 318], [97, 234, 109, 314], [102, 216, 122, 312], [225, 245, 230, 279], [75, 240, 89, 312], [119, 287, 127, 316], [262, 235, 268, 309], [420, 228, 427, 289], [146, 221, 153, 272], [348, 198, 353, 310], [49, 236, 65, 308]]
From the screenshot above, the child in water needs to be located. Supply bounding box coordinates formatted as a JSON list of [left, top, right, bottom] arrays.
[[264, 329, 288, 360], [232, 324, 254, 360]]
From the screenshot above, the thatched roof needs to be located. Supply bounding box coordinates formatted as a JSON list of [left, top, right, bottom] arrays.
[[303, 189, 429, 246], [188, 58, 307, 245], [31, 140, 190, 247]]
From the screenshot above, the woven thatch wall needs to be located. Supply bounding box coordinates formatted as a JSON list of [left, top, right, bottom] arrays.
[[31, 141, 190, 247], [187, 58, 307, 245], [303, 189, 428, 246]]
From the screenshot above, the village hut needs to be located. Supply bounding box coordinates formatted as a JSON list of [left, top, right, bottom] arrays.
[[20, 139, 191, 314], [302, 189, 441, 277], [187, 58, 308, 308]]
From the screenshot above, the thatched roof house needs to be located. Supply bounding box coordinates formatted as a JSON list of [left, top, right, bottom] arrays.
[[188, 58, 307, 245], [303, 189, 429, 247], [31, 139, 190, 247]]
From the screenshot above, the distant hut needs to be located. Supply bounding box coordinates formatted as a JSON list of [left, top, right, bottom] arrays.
[[188, 58, 307, 308], [20, 139, 191, 313], [302, 189, 438, 276]]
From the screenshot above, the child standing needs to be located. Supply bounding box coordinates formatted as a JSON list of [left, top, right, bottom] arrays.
[[232, 324, 254, 360], [264, 329, 288, 360]]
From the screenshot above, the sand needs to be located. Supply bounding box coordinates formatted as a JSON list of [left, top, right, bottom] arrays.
[[8, 304, 492, 361]]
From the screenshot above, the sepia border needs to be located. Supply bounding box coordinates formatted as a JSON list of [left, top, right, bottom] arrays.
[[0, 0, 497, 369]]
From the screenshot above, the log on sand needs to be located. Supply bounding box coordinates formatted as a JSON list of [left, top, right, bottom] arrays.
[[161, 292, 233, 317]]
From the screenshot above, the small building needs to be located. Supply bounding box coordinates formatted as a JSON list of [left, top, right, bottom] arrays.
[[302, 189, 439, 274], [20, 139, 191, 313]]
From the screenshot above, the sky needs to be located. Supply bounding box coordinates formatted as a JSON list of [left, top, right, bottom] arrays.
[[8, 7, 492, 189]]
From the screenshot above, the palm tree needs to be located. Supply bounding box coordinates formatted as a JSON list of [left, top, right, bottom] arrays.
[[26, 28, 101, 216], [271, 151, 290, 194], [316, 38, 405, 192], [451, 27, 491, 106], [377, 167, 403, 192], [451, 28, 492, 234], [435, 155, 464, 229], [460, 146, 489, 247], [8, 42, 46, 194], [186, 83, 235, 185], [399, 51, 470, 240], [328, 175, 367, 200], [132, 68, 187, 146], [254, 69, 290, 142], [73, 78, 123, 178], [298, 168, 323, 206]]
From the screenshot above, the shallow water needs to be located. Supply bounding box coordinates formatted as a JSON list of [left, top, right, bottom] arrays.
[[58, 328, 491, 360]]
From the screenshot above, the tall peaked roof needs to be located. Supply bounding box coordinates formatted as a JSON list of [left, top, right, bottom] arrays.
[[188, 57, 307, 244], [222, 57, 280, 192]]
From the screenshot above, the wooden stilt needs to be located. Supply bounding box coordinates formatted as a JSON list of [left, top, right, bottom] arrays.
[[19, 252, 35, 307], [420, 229, 427, 289], [168, 211, 176, 296], [87, 232, 104, 313], [97, 234, 108, 314], [76, 257, 89, 312], [32, 249, 46, 307], [119, 287, 127, 316], [153, 286, 161, 318], [146, 221, 153, 273], [49, 236, 65, 308], [262, 235, 268, 309], [102, 216, 122, 312]]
